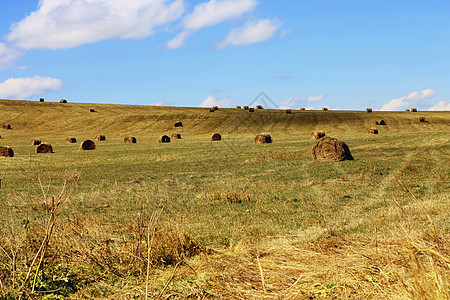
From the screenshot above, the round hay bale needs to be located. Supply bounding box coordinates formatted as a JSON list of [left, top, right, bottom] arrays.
[[243, 106, 249, 110], [255, 134, 272, 144], [257, 105, 263, 109], [311, 136, 353, 162], [80, 139, 96, 150], [171, 133, 181, 139], [174, 121, 183, 127], [375, 120, 386, 125], [66, 137, 77, 143], [300, 107, 306, 110], [419, 117, 426, 122], [411, 108, 418, 112], [39, 98, 44, 102], [89, 108, 96, 112], [95, 135, 106, 141], [213, 106, 219, 111], [405, 109, 410, 112], [210, 108, 215, 112], [211, 133, 222, 141], [322, 107, 328, 111], [36, 143, 53, 154], [286, 109, 292, 114], [124, 136, 137, 143], [311, 131, 326, 140], [236, 106, 241, 109], [159, 135, 170, 143], [368, 128, 378, 134], [0, 146, 14, 157], [32, 139, 41, 145], [60, 99, 67, 103], [2, 124, 12, 130], [249, 107, 255, 112], [366, 108, 373, 113]]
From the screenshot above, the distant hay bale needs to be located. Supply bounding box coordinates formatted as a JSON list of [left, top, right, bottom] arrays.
[[0, 146, 14, 157], [243, 106, 249, 110], [80, 139, 96, 150], [36, 143, 53, 154], [411, 108, 418, 112], [249, 107, 255, 112], [213, 106, 219, 111], [322, 107, 328, 111], [419, 117, 426, 122], [124, 136, 137, 143], [171, 133, 181, 139], [405, 109, 410, 112], [210, 108, 215, 112], [236, 106, 241, 109], [60, 99, 67, 103], [255, 134, 272, 144], [39, 98, 44, 102], [159, 135, 170, 143], [312, 136, 353, 162], [2, 124, 12, 130], [300, 107, 306, 110], [89, 108, 96, 112], [375, 119, 386, 125], [366, 108, 373, 113], [66, 137, 76, 143], [95, 135, 106, 141], [257, 105, 263, 109], [311, 131, 326, 140], [31, 139, 41, 145], [211, 133, 221, 141], [368, 128, 379, 134], [286, 109, 292, 114], [174, 121, 183, 127]]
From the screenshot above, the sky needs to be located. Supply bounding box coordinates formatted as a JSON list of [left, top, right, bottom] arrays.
[[0, 0, 449, 111]]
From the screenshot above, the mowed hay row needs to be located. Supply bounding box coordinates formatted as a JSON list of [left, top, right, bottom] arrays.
[[36, 143, 53, 154], [124, 136, 137, 143], [368, 128, 379, 134], [0, 146, 14, 157], [171, 133, 181, 139], [95, 135, 106, 141], [159, 135, 170, 143], [255, 134, 272, 144], [312, 136, 353, 162], [66, 137, 77, 143], [211, 133, 222, 141], [31, 139, 41, 145], [80, 139, 96, 150], [311, 130, 326, 140]]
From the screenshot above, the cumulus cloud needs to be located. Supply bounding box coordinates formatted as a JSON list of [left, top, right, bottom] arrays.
[[0, 42, 23, 68], [7, 0, 184, 50], [279, 94, 326, 109], [380, 89, 437, 111], [166, 31, 193, 50], [428, 101, 450, 111], [199, 95, 234, 107], [0, 76, 63, 99], [216, 18, 282, 50]]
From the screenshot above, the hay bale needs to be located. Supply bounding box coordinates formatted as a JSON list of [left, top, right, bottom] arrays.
[[236, 106, 241, 109], [419, 117, 426, 122], [95, 135, 106, 141], [124, 136, 137, 143], [80, 139, 96, 150], [36, 143, 53, 154], [322, 107, 328, 111], [89, 108, 96, 112], [210, 108, 215, 112], [411, 108, 418, 112], [255, 134, 272, 144], [300, 107, 306, 110], [171, 133, 181, 139], [286, 109, 292, 114], [366, 108, 373, 113], [159, 135, 170, 143], [257, 105, 263, 109], [375, 119, 386, 125], [243, 106, 249, 110], [211, 133, 221, 141], [312, 136, 353, 162], [0, 146, 14, 157], [39, 98, 44, 102], [311, 131, 326, 140], [368, 128, 378, 134], [174, 121, 183, 127], [249, 107, 255, 112], [405, 109, 410, 112], [213, 106, 219, 111], [2, 124, 12, 130], [31, 139, 41, 145], [66, 137, 77, 143], [60, 99, 67, 103]]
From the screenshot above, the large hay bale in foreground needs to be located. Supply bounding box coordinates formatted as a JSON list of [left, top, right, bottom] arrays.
[[211, 133, 222, 141], [368, 128, 378, 134], [366, 108, 373, 113], [159, 135, 170, 143], [375, 119, 386, 125], [95, 135, 106, 141], [124, 136, 137, 143], [171, 133, 181, 139], [2, 124, 12, 130], [36, 143, 53, 154], [31, 139, 41, 145], [311, 131, 326, 140], [255, 134, 272, 144], [80, 140, 96, 150], [312, 136, 353, 162], [66, 137, 77, 143], [0, 146, 14, 157], [60, 99, 67, 103], [174, 121, 183, 127]]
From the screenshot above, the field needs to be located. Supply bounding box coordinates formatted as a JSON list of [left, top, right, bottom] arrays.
[[0, 99, 449, 299]]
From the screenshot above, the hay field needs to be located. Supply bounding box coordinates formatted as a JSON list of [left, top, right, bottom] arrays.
[[0, 99, 449, 299]]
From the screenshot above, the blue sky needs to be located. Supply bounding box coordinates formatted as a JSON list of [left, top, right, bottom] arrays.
[[0, 0, 449, 111]]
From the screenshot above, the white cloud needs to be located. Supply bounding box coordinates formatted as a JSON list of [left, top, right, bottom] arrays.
[[216, 18, 282, 50], [0, 42, 23, 68], [7, 0, 184, 50], [166, 31, 193, 50], [199, 95, 234, 107], [0, 76, 63, 99], [428, 101, 450, 111], [380, 89, 437, 111], [279, 94, 326, 109], [183, 0, 257, 30]]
